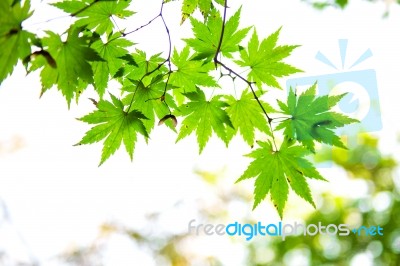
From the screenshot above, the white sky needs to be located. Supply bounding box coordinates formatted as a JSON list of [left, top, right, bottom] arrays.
[[1, 0, 400, 265]]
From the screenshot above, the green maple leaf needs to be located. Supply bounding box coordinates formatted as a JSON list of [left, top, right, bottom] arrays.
[[77, 93, 148, 165], [237, 139, 326, 218], [213, 0, 225, 5], [177, 88, 233, 153], [53, 0, 134, 35], [180, 0, 223, 24], [184, 7, 250, 60], [235, 28, 302, 90], [40, 27, 104, 106], [181, 0, 199, 24], [170, 46, 218, 93], [115, 50, 177, 133], [336, 0, 349, 9], [122, 77, 178, 134], [115, 49, 166, 83], [92, 32, 134, 97], [276, 83, 359, 152], [225, 90, 275, 147], [0, 0, 33, 83], [114, 50, 176, 133]]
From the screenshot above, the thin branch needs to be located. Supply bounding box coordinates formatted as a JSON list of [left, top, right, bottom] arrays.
[[213, 0, 228, 67], [122, 0, 167, 37], [159, 7, 172, 98], [121, 14, 161, 37], [213, 0, 278, 150], [126, 0, 173, 114]]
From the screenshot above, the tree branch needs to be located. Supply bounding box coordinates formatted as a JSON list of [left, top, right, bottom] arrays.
[[213, 0, 228, 67], [213, 0, 278, 150], [122, 14, 160, 37], [160, 4, 172, 99], [125, 0, 173, 114]]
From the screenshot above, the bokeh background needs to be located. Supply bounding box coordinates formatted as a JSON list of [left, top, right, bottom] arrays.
[[1, 0, 400, 265]]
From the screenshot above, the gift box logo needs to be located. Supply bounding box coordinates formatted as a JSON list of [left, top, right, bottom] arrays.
[[286, 39, 382, 165]]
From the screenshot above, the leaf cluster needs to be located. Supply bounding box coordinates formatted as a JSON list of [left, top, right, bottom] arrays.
[[0, 0, 358, 217]]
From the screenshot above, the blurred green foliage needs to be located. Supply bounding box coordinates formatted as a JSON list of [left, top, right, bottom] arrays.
[[303, 0, 399, 15], [305, 0, 349, 10], [54, 133, 399, 266], [245, 134, 399, 266]]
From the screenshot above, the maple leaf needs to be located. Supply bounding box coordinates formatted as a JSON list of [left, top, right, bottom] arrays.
[[176, 88, 233, 153], [276, 83, 359, 152], [237, 139, 326, 218], [53, 0, 134, 35], [122, 77, 178, 134], [115, 49, 167, 83], [180, 0, 223, 24], [0, 0, 33, 83], [181, 0, 199, 25], [170, 46, 218, 93], [113, 50, 176, 133], [76, 93, 149, 165], [235, 28, 302, 90], [40, 26, 104, 106], [91, 32, 135, 97], [225, 89, 275, 147], [336, 0, 349, 9], [184, 7, 250, 60]]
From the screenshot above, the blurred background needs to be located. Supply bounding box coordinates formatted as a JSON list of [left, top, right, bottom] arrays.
[[1, 0, 400, 265]]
